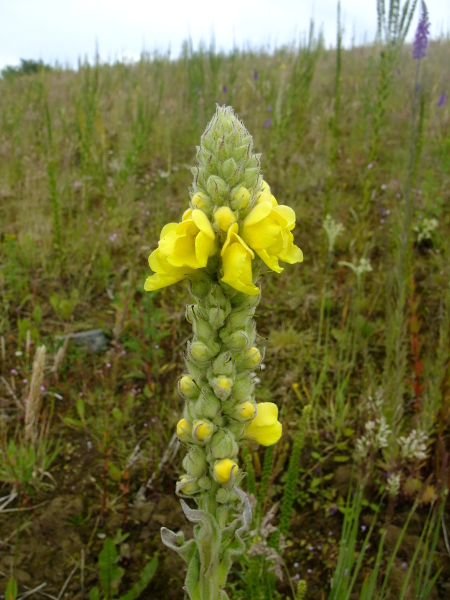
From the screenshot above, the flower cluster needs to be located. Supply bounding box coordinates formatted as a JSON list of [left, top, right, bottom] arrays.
[[148, 106, 303, 598], [145, 107, 302, 496], [412, 1, 430, 60]]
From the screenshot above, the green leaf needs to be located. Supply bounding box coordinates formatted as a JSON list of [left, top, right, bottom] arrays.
[[311, 451, 321, 460], [6, 577, 18, 600], [108, 463, 123, 483], [333, 455, 350, 463], [119, 556, 158, 600], [343, 428, 355, 437], [89, 587, 100, 600], [99, 539, 124, 598]]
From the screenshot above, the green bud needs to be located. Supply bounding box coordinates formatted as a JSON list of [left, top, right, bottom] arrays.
[[189, 340, 220, 363], [219, 157, 238, 181], [220, 329, 250, 351], [216, 488, 230, 503], [236, 346, 263, 370], [197, 475, 212, 491], [226, 309, 252, 330], [195, 390, 221, 420], [212, 352, 234, 376], [208, 306, 227, 329], [207, 175, 229, 203], [189, 273, 214, 299], [178, 375, 200, 400], [191, 191, 213, 213], [177, 476, 200, 495], [227, 421, 245, 440], [182, 446, 207, 478], [232, 373, 254, 400], [210, 428, 238, 460], [243, 167, 260, 190], [230, 185, 251, 211]]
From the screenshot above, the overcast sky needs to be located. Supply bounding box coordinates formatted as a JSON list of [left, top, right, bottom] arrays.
[[1, 0, 449, 70]]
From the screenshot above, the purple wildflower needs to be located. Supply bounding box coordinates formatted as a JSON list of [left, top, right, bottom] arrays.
[[268, 105, 273, 112], [223, 85, 228, 93], [253, 70, 258, 80], [413, 1, 430, 60], [438, 92, 446, 107], [264, 118, 272, 129]]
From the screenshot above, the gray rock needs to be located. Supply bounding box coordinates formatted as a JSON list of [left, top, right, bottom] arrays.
[[69, 329, 109, 352]]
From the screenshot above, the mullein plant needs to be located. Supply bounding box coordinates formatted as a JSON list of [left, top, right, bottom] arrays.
[[144, 105, 303, 600]]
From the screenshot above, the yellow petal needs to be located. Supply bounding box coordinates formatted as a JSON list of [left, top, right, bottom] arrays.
[[248, 421, 283, 446], [254, 402, 279, 426], [182, 208, 193, 221], [195, 232, 215, 267], [242, 218, 281, 250], [243, 201, 273, 227], [255, 249, 283, 273], [221, 243, 260, 295], [192, 209, 215, 239], [273, 205, 296, 228]]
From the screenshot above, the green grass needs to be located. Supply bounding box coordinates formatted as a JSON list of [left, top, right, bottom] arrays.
[[0, 17, 449, 599]]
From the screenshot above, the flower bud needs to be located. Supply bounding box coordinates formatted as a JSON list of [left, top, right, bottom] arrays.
[[176, 419, 192, 441], [220, 329, 250, 351], [210, 428, 238, 460], [193, 419, 214, 443], [191, 191, 213, 212], [232, 373, 254, 400], [213, 458, 238, 484], [182, 446, 207, 477], [210, 376, 234, 401], [189, 273, 214, 299], [195, 390, 221, 419], [207, 175, 229, 201], [213, 206, 236, 232], [189, 340, 220, 363], [243, 168, 260, 190], [216, 488, 230, 503], [177, 475, 200, 495], [212, 352, 234, 376], [254, 181, 271, 205], [230, 186, 251, 210], [233, 401, 256, 422], [237, 346, 262, 369], [208, 306, 226, 328], [197, 475, 212, 490], [178, 375, 200, 400]]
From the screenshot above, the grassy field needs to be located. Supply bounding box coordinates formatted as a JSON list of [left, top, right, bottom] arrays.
[[0, 8, 449, 599]]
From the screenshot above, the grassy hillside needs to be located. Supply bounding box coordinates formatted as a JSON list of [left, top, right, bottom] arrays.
[[0, 25, 449, 599]]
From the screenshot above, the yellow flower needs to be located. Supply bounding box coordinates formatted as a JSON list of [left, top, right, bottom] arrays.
[[213, 458, 238, 483], [245, 402, 282, 446], [145, 210, 217, 291], [144, 249, 195, 291], [254, 180, 272, 205], [158, 210, 216, 269], [221, 223, 260, 296], [241, 201, 303, 273]]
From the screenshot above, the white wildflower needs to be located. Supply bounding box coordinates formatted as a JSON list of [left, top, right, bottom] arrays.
[[398, 429, 428, 460], [323, 214, 344, 254], [386, 473, 401, 497]]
